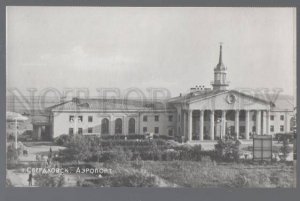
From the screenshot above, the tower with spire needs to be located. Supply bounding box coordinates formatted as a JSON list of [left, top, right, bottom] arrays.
[[211, 43, 229, 91]]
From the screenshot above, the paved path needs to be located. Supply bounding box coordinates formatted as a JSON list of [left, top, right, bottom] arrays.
[[7, 170, 33, 187], [7, 142, 66, 187], [19, 143, 65, 162]]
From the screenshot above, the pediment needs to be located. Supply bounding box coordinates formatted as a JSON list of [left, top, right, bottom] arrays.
[[188, 90, 271, 111]]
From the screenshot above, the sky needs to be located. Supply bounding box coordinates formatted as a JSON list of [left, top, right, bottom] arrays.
[[6, 7, 296, 98]]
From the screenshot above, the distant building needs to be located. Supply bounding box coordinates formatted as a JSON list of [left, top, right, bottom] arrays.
[[32, 45, 295, 141]]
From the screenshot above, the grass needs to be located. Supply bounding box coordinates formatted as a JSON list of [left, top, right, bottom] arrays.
[[142, 160, 296, 188]]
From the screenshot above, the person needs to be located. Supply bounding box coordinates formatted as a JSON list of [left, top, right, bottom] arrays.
[[35, 154, 40, 161], [48, 147, 53, 159], [28, 172, 32, 186]]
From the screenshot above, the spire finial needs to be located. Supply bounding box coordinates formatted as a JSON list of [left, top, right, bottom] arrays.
[[219, 42, 223, 64]]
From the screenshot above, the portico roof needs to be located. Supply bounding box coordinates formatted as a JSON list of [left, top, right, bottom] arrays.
[[168, 90, 274, 106]]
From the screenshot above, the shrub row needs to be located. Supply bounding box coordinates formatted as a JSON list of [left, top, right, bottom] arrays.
[[54, 134, 174, 146], [55, 134, 246, 163]]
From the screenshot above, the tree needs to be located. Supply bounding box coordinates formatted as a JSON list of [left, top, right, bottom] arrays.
[[7, 144, 20, 163], [59, 135, 93, 163], [215, 139, 241, 161], [280, 138, 292, 161], [90, 138, 104, 162]]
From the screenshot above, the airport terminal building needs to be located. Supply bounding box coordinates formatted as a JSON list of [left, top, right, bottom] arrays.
[[34, 45, 295, 141]]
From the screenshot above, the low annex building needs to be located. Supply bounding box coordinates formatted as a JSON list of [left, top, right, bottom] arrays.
[[36, 45, 295, 141]]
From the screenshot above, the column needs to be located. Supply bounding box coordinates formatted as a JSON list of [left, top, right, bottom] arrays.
[[74, 114, 77, 134], [123, 116, 127, 135], [135, 117, 138, 134], [262, 111, 267, 135], [99, 117, 102, 136], [210, 110, 215, 140], [39, 127, 43, 140], [256, 110, 261, 135], [199, 110, 204, 141], [221, 110, 226, 139], [235, 110, 240, 139], [284, 112, 288, 132], [245, 110, 250, 140], [183, 111, 187, 140], [266, 110, 270, 135], [188, 110, 193, 141], [110, 115, 115, 135]]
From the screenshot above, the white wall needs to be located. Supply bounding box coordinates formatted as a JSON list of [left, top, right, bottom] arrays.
[[52, 111, 177, 138]]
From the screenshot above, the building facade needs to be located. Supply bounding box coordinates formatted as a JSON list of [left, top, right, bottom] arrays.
[[38, 45, 295, 141]]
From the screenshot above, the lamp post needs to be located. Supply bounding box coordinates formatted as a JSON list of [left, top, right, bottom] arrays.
[[6, 112, 28, 149]]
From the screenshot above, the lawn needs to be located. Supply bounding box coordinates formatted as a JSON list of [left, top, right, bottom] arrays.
[[142, 160, 296, 188]]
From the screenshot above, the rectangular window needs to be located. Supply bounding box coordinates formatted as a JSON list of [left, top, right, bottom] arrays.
[[155, 127, 159, 134], [78, 128, 83, 134], [69, 128, 74, 134], [143, 127, 147, 133], [155, 115, 159, 121], [252, 115, 256, 121], [69, 115, 74, 122], [78, 116, 83, 122], [270, 125, 274, 132], [280, 125, 284, 132], [270, 115, 275, 121], [252, 126, 256, 132], [280, 115, 284, 121], [88, 127, 93, 133], [168, 129, 173, 136], [88, 116, 93, 122], [168, 115, 173, 122], [143, 115, 148, 122]]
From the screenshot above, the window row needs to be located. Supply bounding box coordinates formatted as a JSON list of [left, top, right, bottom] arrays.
[[69, 118, 136, 134], [270, 125, 285, 132], [70, 115, 175, 123], [142, 127, 174, 136], [270, 115, 285, 121], [69, 115, 93, 122], [143, 115, 173, 122], [251, 115, 285, 121]]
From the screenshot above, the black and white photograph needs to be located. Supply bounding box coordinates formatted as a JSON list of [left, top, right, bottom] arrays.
[[5, 6, 296, 188]]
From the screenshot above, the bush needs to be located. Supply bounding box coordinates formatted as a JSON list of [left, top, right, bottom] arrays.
[[100, 147, 133, 163], [100, 135, 126, 140], [161, 150, 181, 161], [126, 134, 146, 140], [131, 155, 144, 170], [153, 135, 174, 140], [7, 144, 21, 163], [57, 135, 93, 163], [280, 138, 292, 161], [54, 134, 71, 146], [173, 145, 203, 161], [215, 139, 241, 162], [56, 134, 208, 163], [100, 134, 146, 140], [33, 173, 65, 187]]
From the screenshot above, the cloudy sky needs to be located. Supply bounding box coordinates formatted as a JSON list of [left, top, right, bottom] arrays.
[[6, 7, 296, 98]]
